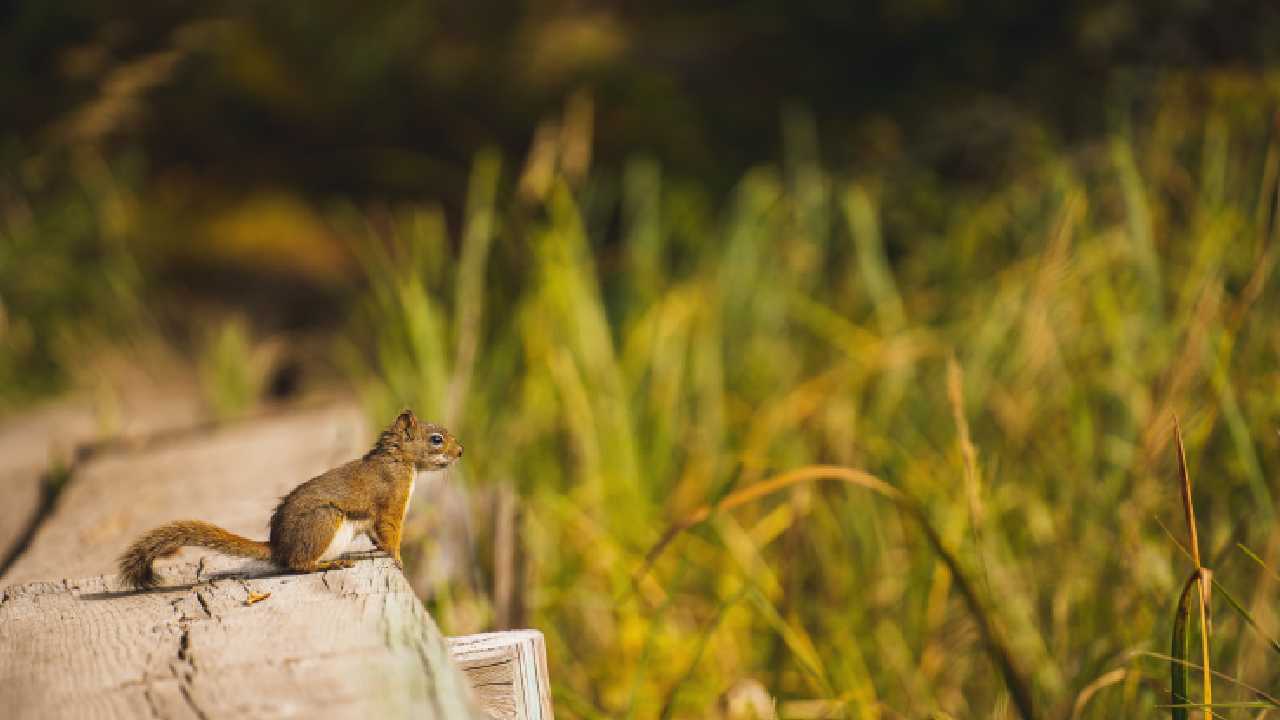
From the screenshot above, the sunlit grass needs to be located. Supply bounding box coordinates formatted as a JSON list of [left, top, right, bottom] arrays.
[[345, 73, 1280, 719]]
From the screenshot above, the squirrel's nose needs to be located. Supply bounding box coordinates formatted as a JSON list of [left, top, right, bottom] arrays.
[[457, 445, 463, 457]]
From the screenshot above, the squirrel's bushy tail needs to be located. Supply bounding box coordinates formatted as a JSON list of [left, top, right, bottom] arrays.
[[118, 520, 271, 588]]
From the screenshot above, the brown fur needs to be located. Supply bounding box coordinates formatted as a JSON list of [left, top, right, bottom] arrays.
[[117, 410, 462, 589]]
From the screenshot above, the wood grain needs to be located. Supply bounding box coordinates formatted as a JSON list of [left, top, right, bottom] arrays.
[[0, 385, 204, 569], [448, 631, 555, 720], [0, 557, 486, 719]]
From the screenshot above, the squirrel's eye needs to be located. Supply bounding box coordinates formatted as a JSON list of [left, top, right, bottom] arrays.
[[429, 433, 445, 446]]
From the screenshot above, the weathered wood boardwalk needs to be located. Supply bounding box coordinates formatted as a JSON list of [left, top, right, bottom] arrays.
[[1, 558, 485, 719], [0, 402, 552, 719]]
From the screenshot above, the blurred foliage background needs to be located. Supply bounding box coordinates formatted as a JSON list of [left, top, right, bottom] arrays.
[[4, 2, 1280, 718]]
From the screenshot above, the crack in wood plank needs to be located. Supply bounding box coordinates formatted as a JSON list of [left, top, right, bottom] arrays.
[[1, 559, 487, 718], [173, 623, 210, 720]]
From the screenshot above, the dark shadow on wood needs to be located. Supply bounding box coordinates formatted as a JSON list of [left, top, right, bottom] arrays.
[[0, 466, 73, 579], [75, 550, 394, 600]]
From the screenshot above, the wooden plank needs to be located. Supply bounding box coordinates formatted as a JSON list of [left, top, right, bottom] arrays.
[[0, 557, 486, 719], [0, 385, 204, 570], [448, 630, 555, 720], [0, 402, 366, 588]]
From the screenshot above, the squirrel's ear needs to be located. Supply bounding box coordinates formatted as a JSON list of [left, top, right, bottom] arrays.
[[392, 410, 417, 437]]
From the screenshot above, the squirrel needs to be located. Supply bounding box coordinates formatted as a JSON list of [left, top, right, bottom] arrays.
[[118, 409, 463, 589]]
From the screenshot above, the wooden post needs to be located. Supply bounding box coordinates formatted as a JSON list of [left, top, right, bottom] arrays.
[[492, 483, 527, 630], [449, 631, 555, 720]]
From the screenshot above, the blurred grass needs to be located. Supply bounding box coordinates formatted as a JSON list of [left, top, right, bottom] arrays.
[[0, 147, 148, 406], [197, 315, 273, 421], [343, 73, 1280, 719]]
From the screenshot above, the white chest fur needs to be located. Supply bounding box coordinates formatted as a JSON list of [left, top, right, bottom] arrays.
[[318, 470, 427, 562], [401, 473, 418, 524], [319, 519, 359, 561]]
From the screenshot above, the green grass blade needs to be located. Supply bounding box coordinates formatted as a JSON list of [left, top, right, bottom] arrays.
[[1171, 570, 1201, 720]]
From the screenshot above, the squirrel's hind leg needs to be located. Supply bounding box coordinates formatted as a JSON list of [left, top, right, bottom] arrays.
[[278, 506, 355, 574]]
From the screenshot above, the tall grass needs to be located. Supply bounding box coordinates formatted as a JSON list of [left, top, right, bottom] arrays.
[[0, 148, 148, 407], [346, 73, 1280, 718]]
